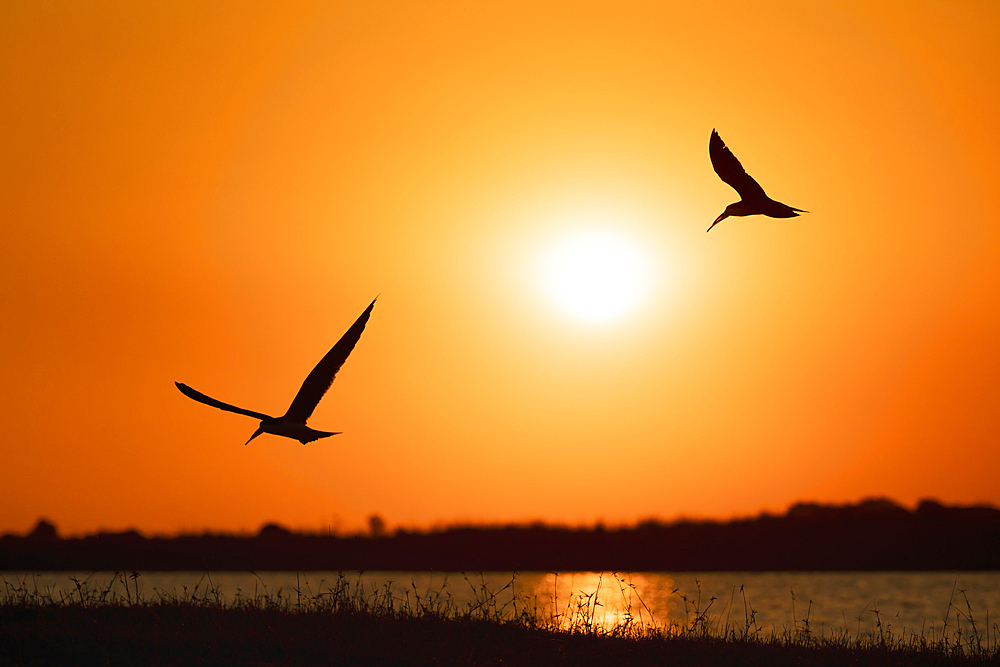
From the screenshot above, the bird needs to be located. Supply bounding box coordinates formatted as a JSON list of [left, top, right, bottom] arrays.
[[708, 129, 806, 232], [175, 297, 376, 445]]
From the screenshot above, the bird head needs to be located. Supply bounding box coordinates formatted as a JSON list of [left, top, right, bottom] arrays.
[[245, 425, 265, 446], [707, 209, 730, 232]]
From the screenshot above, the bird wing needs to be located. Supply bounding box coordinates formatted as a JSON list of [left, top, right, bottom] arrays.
[[175, 382, 273, 421], [710, 130, 767, 201], [283, 297, 376, 424]]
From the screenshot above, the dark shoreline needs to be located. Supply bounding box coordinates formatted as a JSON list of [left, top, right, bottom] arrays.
[[5, 605, 994, 667], [4, 498, 999, 572]]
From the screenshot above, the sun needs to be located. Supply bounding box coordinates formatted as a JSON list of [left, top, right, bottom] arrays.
[[541, 230, 653, 322]]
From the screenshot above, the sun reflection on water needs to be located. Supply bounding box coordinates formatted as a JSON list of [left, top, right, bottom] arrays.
[[7, 570, 1000, 641]]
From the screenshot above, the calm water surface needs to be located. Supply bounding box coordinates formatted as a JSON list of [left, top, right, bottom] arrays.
[[6, 571, 999, 639]]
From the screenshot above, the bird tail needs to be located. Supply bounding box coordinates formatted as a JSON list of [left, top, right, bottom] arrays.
[[773, 205, 808, 218], [298, 430, 341, 445]]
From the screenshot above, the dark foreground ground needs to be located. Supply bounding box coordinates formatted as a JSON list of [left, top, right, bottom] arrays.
[[3, 604, 997, 667]]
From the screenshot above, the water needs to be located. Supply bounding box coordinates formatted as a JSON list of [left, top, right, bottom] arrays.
[[5, 570, 999, 640]]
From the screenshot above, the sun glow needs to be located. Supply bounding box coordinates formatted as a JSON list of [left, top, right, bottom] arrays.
[[542, 230, 654, 322]]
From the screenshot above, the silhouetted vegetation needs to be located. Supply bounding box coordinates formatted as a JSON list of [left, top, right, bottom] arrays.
[[3, 498, 998, 571], [2, 571, 997, 666]]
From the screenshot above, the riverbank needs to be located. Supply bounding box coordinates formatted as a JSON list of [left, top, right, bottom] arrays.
[[2, 572, 996, 666], [7, 604, 997, 666]]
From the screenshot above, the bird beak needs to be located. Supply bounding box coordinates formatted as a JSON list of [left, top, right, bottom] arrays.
[[707, 212, 728, 232], [245, 427, 265, 446]]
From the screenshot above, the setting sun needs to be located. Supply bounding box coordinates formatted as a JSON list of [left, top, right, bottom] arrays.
[[541, 230, 654, 322]]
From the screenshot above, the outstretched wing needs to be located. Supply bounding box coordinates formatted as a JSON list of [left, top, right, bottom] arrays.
[[175, 382, 272, 421], [283, 297, 377, 424], [710, 130, 767, 201]]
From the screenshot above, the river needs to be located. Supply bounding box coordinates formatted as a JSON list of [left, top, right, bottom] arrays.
[[5, 570, 998, 641]]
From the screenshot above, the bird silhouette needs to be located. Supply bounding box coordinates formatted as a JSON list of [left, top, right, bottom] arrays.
[[708, 129, 806, 232], [176, 298, 376, 445]]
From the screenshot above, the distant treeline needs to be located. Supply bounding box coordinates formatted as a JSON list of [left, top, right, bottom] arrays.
[[3, 498, 998, 571]]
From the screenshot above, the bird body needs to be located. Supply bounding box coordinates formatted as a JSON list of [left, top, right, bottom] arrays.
[[245, 419, 340, 446], [176, 297, 376, 445], [708, 129, 805, 232]]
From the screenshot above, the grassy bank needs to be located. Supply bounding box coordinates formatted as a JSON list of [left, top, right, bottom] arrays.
[[2, 572, 997, 666]]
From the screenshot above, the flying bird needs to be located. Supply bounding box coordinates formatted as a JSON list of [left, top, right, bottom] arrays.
[[175, 298, 376, 445], [708, 129, 806, 232]]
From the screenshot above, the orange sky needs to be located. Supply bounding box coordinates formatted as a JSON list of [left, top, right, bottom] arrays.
[[3, 1, 999, 536]]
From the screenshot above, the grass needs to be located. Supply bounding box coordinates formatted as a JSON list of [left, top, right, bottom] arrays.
[[2, 571, 998, 666]]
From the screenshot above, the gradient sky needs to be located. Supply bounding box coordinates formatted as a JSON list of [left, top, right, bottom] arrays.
[[3, 1, 999, 536]]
